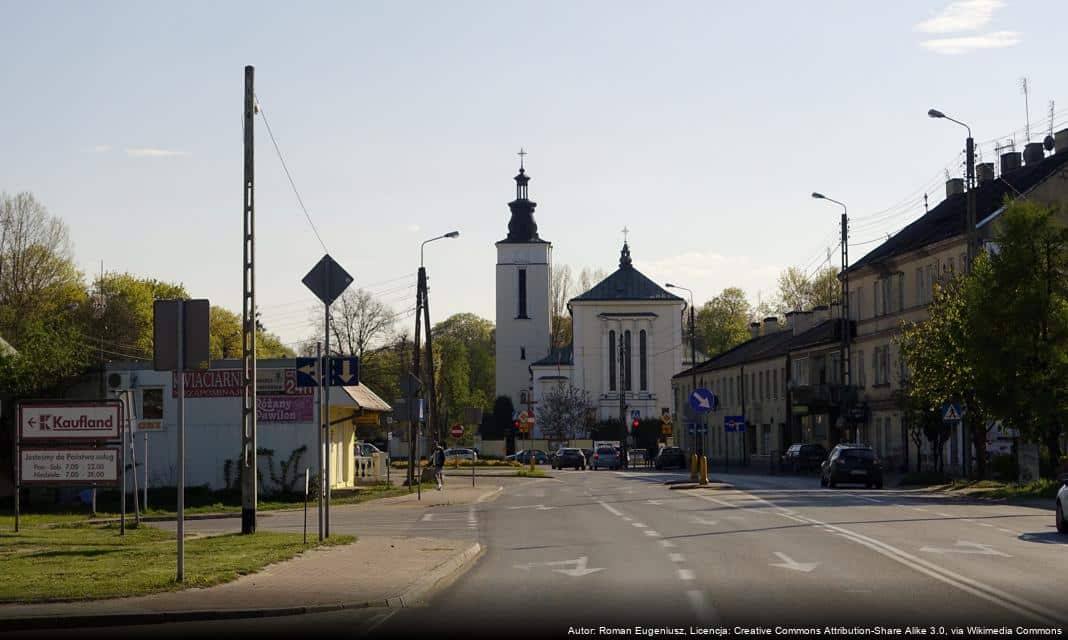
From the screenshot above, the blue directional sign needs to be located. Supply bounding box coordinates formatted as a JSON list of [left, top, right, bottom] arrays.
[[631, 409, 641, 421], [295, 356, 360, 388], [687, 423, 707, 435], [724, 415, 745, 433], [941, 403, 964, 423], [689, 388, 717, 414]]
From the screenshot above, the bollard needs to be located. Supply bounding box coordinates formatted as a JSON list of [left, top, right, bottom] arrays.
[[699, 456, 709, 485], [690, 453, 698, 482]]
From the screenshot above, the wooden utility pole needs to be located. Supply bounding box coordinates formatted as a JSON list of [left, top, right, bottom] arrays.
[[241, 65, 258, 534], [421, 269, 439, 443]]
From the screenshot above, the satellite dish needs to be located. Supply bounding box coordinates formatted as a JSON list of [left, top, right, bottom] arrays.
[[1044, 135, 1055, 152]]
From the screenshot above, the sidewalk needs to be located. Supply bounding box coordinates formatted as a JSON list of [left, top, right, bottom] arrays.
[[0, 484, 504, 631]]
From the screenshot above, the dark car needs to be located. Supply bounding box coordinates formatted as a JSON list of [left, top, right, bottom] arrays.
[[654, 446, 687, 470], [508, 449, 549, 465], [782, 443, 827, 472], [820, 444, 883, 489], [551, 447, 586, 470]]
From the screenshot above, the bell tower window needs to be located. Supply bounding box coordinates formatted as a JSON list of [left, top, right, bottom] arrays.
[[517, 269, 528, 318]]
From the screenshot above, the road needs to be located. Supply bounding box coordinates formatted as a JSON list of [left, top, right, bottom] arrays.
[[12, 470, 1065, 638]]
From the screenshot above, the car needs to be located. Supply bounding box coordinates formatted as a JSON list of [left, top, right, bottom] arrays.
[[782, 443, 827, 473], [355, 441, 389, 464], [820, 444, 883, 489], [551, 447, 586, 470], [1056, 474, 1068, 535], [591, 446, 621, 470], [654, 446, 687, 470], [506, 449, 549, 465], [444, 448, 477, 461]]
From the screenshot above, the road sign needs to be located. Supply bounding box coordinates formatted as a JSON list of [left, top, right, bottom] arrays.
[[661, 424, 672, 436], [631, 409, 641, 421], [450, 424, 464, 438], [296, 357, 319, 387], [153, 299, 210, 372], [19, 448, 120, 485], [724, 415, 745, 433], [942, 403, 964, 423], [329, 357, 359, 386], [687, 423, 707, 435], [518, 421, 531, 433], [661, 408, 672, 425], [18, 401, 122, 441], [302, 254, 354, 306], [689, 388, 717, 414]]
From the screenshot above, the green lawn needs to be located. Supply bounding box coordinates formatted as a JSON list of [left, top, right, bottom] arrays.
[[948, 478, 1062, 499], [515, 469, 547, 477], [0, 521, 353, 602]]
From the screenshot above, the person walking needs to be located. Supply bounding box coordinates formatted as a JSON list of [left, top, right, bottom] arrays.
[[431, 441, 446, 491]]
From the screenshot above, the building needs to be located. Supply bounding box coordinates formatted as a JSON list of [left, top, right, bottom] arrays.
[[494, 162, 686, 439], [105, 359, 391, 492]]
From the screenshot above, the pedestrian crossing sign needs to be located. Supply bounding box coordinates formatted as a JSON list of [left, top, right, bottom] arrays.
[[942, 403, 963, 423]]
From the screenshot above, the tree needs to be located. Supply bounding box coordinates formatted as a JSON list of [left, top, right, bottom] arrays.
[[970, 200, 1068, 470], [694, 287, 751, 357], [327, 288, 396, 359], [92, 273, 189, 359], [775, 265, 839, 314], [538, 382, 593, 443], [550, 264, 573, 349], [577, 266, 608, 294], [433, 313, 495, 413], [209, 306, 293, 360]]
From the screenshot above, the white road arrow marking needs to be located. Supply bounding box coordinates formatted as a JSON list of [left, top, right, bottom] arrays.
[[919, 541, 1011, 557], [507, 504, 557, 511], [692, 517, 719, 526], [770, 552, 819, 573], [646, 499, 665, 505], [513, 556, 605, 577]]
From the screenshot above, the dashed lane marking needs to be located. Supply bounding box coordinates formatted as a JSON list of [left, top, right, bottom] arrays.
[[678, 569, 696, 581], [659, 540, 677, 549], [598, 502, 624, 517], [644, 530, 661, 537], [670, 553, 686, 563], [632, 522, 648, 528]]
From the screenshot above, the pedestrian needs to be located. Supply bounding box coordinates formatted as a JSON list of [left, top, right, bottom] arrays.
[[432, 441, 446, 490]]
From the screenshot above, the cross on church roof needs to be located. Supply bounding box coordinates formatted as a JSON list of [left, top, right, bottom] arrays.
[[622, 226, 630, 244], [518, 147, 527, 170]]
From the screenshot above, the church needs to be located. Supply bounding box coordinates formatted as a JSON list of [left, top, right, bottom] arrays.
[[494, 159, 686, 438]]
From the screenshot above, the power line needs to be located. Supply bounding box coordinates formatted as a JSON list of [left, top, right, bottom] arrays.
[[255, 94, 329, 254]]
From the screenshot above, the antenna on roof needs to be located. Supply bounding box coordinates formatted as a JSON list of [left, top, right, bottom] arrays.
[[1021, 76, 1031, 142], [924, 193, 928, 213]]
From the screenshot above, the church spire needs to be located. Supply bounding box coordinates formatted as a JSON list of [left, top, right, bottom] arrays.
[[619, 242, 633, 269], [503, 149, 543, 243]]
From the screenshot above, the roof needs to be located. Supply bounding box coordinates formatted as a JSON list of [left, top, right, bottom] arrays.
[[571, 243, 684, 303], [531, 344, 574, 367], [846, 150, 1068, 275], [672, 319, 843, 380], [340, 384, 392, 412]]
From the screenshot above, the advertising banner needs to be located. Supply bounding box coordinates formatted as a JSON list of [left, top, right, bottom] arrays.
[[174, 368, 312, 398], [19, 402, 122, 441], [257, 396, 314, 423]]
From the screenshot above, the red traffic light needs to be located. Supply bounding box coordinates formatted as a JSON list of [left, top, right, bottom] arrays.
[[513, 420, 521, 429], [632, 419, 640, 429]]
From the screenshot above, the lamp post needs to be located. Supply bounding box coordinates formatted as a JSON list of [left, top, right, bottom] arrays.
[[665, 284, 698, 457], [414, 230, 460, 457], [811, 192, 853, 443], [927, 109, 977, 271], [929, 108, 976, 479]]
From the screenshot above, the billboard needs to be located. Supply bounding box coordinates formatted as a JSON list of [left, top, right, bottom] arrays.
[[19, 401, 122, 441]]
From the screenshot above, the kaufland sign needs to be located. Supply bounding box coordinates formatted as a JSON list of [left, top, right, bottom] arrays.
[[19, 402, 122, 441]]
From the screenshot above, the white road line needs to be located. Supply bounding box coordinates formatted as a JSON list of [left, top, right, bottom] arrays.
[[678, 569, 695, 581], [599, 501, 624, 517], [936, 512, 954, 518], [364, 609, 399, 634], [421, 513, 434, 522], [998, 528, 1016, 534], [622, 516, 633, 521], [659, 540, 677, 548], [644, 530, 661, 537], [686, 589, 720, 625], [632, 522, 648, 528], [670, 553, 686, 563], [979, 523, 994, 527]]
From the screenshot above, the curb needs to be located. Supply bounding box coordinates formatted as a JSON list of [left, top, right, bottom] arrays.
[[0, 542, 485, 632]]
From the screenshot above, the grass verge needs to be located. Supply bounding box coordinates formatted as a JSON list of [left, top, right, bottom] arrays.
[[0, 522, 354, 603], [947, 478, 1061, 500], [515, 469, 547, 478]]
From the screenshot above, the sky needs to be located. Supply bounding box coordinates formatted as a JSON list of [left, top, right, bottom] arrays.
[[3, 0, 1068, 349]]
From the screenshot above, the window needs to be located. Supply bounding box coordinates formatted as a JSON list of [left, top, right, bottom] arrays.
[[852, 287, 864, 321], [141, 388, 163, 421], [608, 330, 616, 391], [947, 256, 955, 274], [874, 281, 882, 317], [623, 330, 633, 391], [639, 330, 648, 391], [781, 367, 786, 396], [517, 269, 528, 318], [758, 371, 764, 401], [830, 353, 840, 385], [873, 346, 891, 385], [793, 357, 809, 386], [520, 346, 526, 360], [854, 350, 866, 388], [729, 377, 734, 405], [766, 369, 772, 400], [916, 268, 924, 306], [772, 369, 778, 399]]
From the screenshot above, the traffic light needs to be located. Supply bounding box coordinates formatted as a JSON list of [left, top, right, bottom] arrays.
[[513, 420, 521, 430], [631, 419, 640, 430]]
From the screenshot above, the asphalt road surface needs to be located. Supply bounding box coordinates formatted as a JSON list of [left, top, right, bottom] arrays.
[[13, 470, 1065, 639]]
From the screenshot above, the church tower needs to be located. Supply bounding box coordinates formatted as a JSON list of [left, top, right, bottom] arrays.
[[495, 154, 552, 412]]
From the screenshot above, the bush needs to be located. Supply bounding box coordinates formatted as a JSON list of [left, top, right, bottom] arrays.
[[989, 454, 1019, 482]]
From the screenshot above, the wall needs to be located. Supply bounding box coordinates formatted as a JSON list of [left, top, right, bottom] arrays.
[[495, 242, 552, 411]]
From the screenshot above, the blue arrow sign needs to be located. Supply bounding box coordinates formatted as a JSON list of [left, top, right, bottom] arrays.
[[689, 388, 717, 414], [329, 356, 360, 386], [295, 357, 319, 388], [724, 415, 745, 432]]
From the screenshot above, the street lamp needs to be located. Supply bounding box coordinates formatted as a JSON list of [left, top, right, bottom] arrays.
[[665, 283, 699, 457], [928, 108, 976, 271], [421, 230, 460, 268], [414, 230, 459, 450], [811, 192, 853, 443]]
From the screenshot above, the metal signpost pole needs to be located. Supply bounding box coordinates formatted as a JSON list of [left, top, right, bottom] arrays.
[[303, 467, 309, 546], [316, 341, 323, 542], [143, 432, 148, 511], [120, 399, 126, 536], [126, 393, 141, 525], [324, 296, 331, 539], [241, 64, 258, 536], [177, 300, 185, 582], [12, 402, 19, 533]]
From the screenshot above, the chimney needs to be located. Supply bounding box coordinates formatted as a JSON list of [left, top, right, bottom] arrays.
[[1024, 142, 1045, 165], [1001, 151, 1022, 174], [763, 316, 779, 334], [977, 162, 995, 184], [791, 311, 813, 335], [945, 178, 965, 197], [749, 322, 761, 339], [1055, 128, 1068, 155]]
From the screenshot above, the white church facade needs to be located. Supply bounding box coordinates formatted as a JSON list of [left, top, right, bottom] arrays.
[[494, 162, 686, 438]]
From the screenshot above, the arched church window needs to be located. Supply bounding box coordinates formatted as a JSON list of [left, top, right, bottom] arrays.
[[639, 330, 648, 391], [608, 330, 616, 391], [624, 330, 632, 391]]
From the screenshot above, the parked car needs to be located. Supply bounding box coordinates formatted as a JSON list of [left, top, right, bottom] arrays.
[[551, 447, 586, 470], [654, 446, 687, 470], [591, 446, 621, 470], [506, 449, 549, 465], [820, 444, 883, 489], [1056, 474, 1068, 535], [444, 448, 477, 461], [782, 443, 827, 472]]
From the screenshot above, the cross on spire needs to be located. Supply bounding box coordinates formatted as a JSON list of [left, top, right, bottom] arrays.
[[622, 226, 630, 244], [518, 147, 527, 170]]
